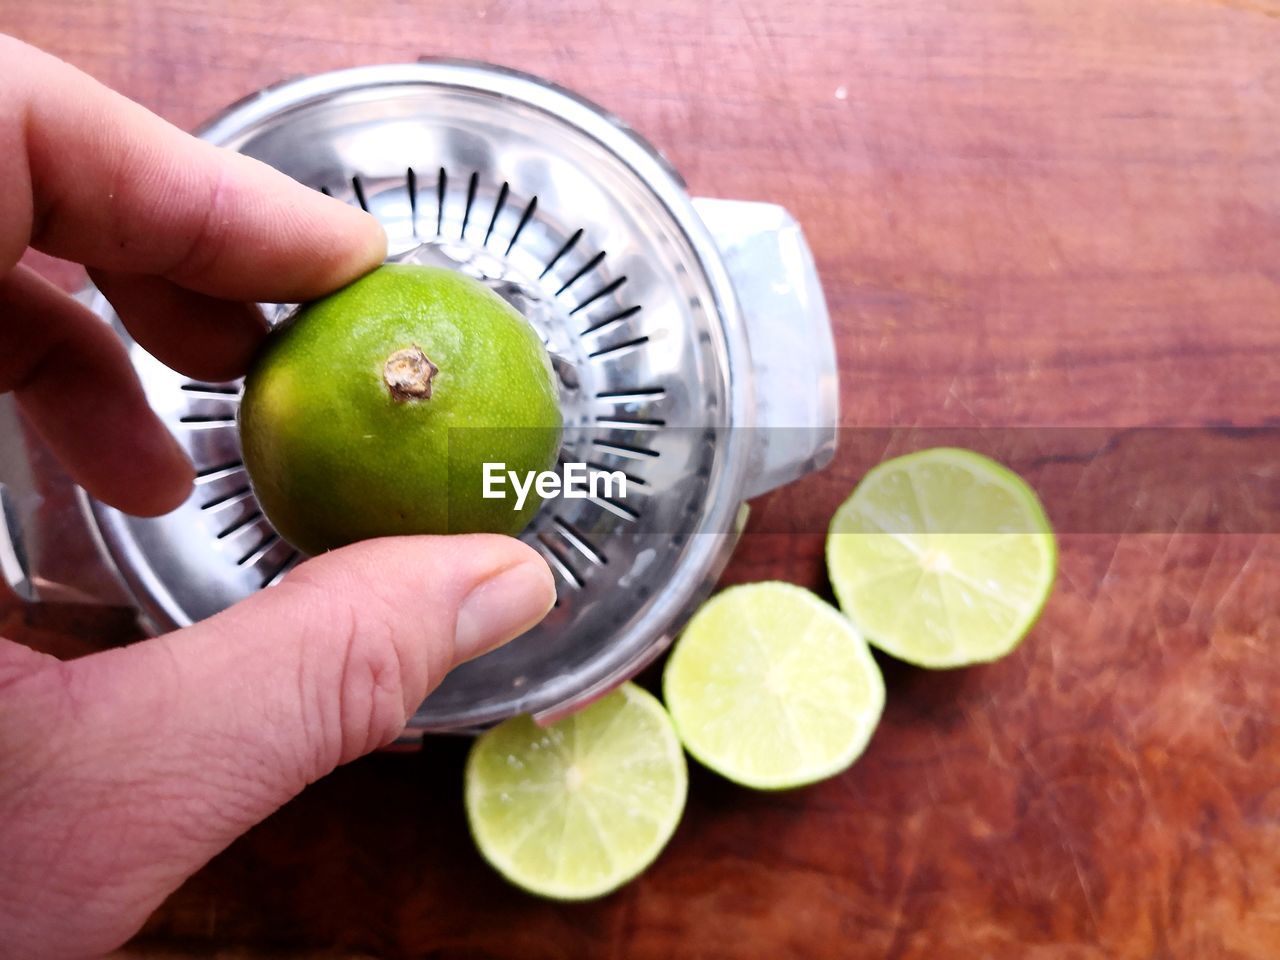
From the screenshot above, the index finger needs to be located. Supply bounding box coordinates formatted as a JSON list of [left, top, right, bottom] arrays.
[[0, 35, 385, 301]]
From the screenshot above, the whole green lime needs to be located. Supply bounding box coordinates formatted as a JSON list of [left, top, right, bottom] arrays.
[[239, 264, 562, 554]]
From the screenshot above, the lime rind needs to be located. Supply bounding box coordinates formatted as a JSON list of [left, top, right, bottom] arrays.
[[663, 582, 886, 791], [826, 447, 1057, 668], [465, 683, 687, 901], [240, 264, 562, 553]]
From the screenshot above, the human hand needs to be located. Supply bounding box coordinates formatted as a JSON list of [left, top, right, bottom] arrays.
[[0, 36, 555, 958]]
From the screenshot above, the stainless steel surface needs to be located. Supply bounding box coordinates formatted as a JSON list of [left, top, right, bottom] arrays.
[[0, 398, 35, 602], [0, 394, 134, 608], [692, 198, 839, 499], [2, 61, 838, 733]]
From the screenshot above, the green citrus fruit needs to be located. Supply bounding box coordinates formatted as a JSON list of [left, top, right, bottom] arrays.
[[663, 582, 885, 790], [826, 447, 1057, 668], [239, 264, 561, 554], [465, 683, 687, 900]]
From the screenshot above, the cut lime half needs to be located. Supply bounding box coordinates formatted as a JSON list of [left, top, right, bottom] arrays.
[[663, 582, 885, 790], [465, 683, 686, 900], [826, 447, 1057, 668]]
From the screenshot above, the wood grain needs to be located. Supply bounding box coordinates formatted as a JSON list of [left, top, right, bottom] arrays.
[[2, 1, 1279, 956]]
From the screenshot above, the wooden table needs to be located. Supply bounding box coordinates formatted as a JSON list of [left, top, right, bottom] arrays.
[[4, 1, 1279, 956]]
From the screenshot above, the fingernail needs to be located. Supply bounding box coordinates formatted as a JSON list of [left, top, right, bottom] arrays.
[[364, 216, 389, 262], [455, 560, 556, 663]]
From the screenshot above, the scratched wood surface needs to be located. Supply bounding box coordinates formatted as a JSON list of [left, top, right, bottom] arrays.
[[3, 1, 1280, 957]]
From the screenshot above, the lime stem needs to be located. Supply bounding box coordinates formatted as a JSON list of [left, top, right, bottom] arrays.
[[384, 345, 438, 401]]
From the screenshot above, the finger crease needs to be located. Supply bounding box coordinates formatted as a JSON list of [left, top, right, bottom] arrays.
[[19, 97, 55, 252], [160, 160, 230, 286], [6, 326, 73, 397]]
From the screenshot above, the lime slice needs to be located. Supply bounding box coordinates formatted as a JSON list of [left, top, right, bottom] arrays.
[[465, 683, 686, 900], [826, 447, 1057, 668], [662, 582, 885, 790]]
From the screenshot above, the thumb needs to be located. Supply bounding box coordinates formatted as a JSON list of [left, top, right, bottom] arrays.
[[0, 534, 554, 959]]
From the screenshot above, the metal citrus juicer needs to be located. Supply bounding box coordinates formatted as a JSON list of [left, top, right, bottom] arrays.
[[0, 61, 837, 736]]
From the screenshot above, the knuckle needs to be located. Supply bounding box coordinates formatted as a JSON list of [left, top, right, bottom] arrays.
[[278, 568, 416, 774], [158, 157, 232, 286], [334, 600, 410, 763]]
